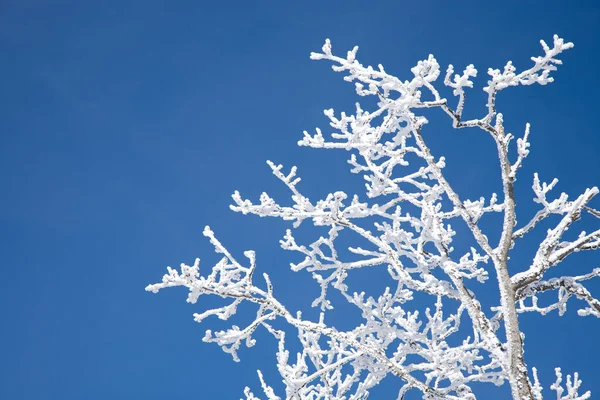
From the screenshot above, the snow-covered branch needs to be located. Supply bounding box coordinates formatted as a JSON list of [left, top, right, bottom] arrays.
[[513, 269, 600, 317], [147, 35, 598, 399], [512, 185, 599, 291]]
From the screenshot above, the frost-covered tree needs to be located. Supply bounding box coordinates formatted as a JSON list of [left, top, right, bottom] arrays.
[[146, 35, 599, 400]]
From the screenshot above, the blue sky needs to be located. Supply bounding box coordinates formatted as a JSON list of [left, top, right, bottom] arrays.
[[1, 1, 599, 399]]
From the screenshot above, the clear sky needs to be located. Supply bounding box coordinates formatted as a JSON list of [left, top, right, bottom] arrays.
[[1, 1, 599, 399]]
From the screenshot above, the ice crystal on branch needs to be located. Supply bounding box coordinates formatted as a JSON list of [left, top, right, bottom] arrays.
[[147, 35, 598, 400]]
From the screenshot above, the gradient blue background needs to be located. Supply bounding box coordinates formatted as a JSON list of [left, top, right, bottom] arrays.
[[1, 1, 599, 399]]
